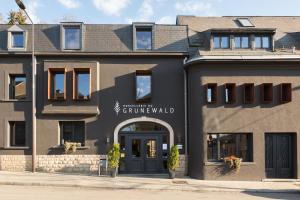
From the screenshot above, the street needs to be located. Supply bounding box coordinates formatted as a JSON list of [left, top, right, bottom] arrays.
[[0, 185, 298, 200]]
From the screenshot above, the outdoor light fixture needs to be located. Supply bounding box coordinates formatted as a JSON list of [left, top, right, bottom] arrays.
[[106, 137, 110, 144], [15, 0, 26, 10]]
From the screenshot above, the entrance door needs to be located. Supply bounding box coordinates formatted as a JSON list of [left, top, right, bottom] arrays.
[[123, 135, 163, 173], [265, 133, 294, 178]]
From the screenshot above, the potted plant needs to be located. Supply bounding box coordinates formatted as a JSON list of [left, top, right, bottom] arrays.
[[224, 155, 242, 173], [64, 142, 81, 154], [167, 145, 180, 179], [107, 143, 120, 177]]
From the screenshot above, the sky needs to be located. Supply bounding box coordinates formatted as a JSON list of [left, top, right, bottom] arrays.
[[1, 0, 300, 24]]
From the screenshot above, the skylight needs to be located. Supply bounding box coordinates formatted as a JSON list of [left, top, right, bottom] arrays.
[[237, 18, 254, 27]]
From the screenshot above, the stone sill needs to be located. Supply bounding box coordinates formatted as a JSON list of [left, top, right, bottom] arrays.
[[1, 146, 30, 150], [42, 108, 99, 116], [204, 161, 256, 166], [51, 145, 90, 150], [0, 99, 31, 102]]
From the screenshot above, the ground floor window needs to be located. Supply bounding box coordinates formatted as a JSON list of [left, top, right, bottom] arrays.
[[9, 121, 26, 146], [207, 133, 253, 162], [59, 121, 85, 146]]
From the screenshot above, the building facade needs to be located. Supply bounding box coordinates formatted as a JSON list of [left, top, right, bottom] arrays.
[[0, 16, 300, 180]]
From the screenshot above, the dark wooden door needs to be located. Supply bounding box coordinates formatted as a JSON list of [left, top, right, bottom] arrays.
[[265, 134, 293, 178], [124, 134, 163, 173]]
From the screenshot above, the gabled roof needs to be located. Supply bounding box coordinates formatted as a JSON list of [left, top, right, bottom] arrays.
[[7, 24, 25, 32]]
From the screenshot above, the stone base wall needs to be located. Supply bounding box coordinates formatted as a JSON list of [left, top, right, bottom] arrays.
[[37, 155, 107, 174], [0, 155, 32, 171], [0, 154, 188, 176]]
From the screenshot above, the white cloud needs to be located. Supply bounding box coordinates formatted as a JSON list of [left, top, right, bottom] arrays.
[[157, 16, 174, 24], [138, 0, 153, 21], [175, 0, 217, 16], [57, 0, 80, 9], [0, 13, 4, 24], [93, 0, 131, 16], [27, 0, 40, 23]]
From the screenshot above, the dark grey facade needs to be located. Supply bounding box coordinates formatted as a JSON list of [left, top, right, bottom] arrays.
[[0, 16, 300, 180]]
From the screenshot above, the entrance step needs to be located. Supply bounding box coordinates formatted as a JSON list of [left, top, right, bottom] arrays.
[[262, 179, 300, 182], [118, 174, 169, 179]]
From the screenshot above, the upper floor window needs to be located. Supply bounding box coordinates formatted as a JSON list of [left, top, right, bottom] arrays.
[[9, 121, 26, 147], [206, 83, 217, 104], [136, 70, 152, 102], [48, 69, 65, 100], [73, 69, 90, 100], [64, 26, 81, 50], [213, 35, 229, 49], [136, 27, 152, 50], [9, 75, 26, 100], [255, 36, 270, 49], [11, 32, 24, 48], [234, 36, 250, 49]]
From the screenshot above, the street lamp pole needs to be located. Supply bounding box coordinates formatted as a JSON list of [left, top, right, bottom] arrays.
[[15, 0, 36, 172]]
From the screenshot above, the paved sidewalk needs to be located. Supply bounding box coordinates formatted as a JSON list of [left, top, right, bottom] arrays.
[[0, 171, 299, 193]]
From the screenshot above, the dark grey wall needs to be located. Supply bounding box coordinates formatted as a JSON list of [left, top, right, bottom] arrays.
[[187, 61, 300, 180]]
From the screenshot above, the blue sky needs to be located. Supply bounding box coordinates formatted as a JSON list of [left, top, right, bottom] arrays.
[[1, 0, 300, 24]]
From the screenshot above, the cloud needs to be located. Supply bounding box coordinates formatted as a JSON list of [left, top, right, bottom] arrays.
[[27, 0, 40, 23], [138, 0, 153, 21], [0, 13, 4, 24], [92, 0, 131, 16], [126, 0, 154, 23], [57, 0, 80, 9], [175, 0, 217, 16], [157, 16, 174, 24]]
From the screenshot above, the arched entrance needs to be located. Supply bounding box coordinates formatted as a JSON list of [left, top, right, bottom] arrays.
[[114, 117, 174, 174]]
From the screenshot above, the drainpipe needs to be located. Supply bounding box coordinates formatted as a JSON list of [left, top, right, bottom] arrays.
[[183, 57, 188, 157]]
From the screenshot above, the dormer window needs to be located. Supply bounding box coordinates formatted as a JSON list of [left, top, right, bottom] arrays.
[[11, 32, 24, 48], [255, 35, 270, 49], [236, 18, 254, 27], [213, 35, 229, 49], [136, 27, 152, 50], [7, 25, 26, 51], [61, 23, 83, 50], [234, 36, 250, 49]]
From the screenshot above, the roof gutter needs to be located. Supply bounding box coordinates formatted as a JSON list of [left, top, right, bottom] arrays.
[[184, 55, 300, 67]]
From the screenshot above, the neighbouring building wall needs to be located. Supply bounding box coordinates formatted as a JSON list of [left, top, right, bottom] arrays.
[[188, 62, 300, 180]]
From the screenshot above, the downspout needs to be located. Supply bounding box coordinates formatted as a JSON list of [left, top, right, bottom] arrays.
[[183, 57, 188, 157]]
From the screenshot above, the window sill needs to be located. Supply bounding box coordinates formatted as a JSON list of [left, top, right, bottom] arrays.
[[0, 99, 30, 102], [51, 145, 90, 150], [204, 161, 256, 166], [73, 98, 91, 101], [1, 146, 30, 150], [48, 98, 66, 102], [8, 48, 26, 52]]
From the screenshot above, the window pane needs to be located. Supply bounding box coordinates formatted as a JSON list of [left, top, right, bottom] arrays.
[[207, 133, 252, 162], [221, 36, 229, 48], [61, 121, 85, 145], [146, 139, 157, 158], [136, 74, 151, 101], [235, 37, 241, 48], [10, 75, 26, 100], [255, 37, 262, 48], [136, 28, 152, 50], [207, 88, 212, 102], [10, 121, 26, 146], [262, 36, 270, 48], [132, 139, 141, 157], [65, 27, 80, 49], [213, 36, 220, 48], [54, 73, 65, 99], [241, 36, 249, 48], [12, 32, 24, 48], [77, 72, 90, 99]]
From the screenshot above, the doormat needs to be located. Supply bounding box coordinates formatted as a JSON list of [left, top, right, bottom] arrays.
[[172, 180, 188, 184]]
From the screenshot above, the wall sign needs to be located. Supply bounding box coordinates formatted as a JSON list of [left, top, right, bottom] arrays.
[[114, 101, 175, 116]]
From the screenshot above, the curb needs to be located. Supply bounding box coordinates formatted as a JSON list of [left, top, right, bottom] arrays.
[[0, 181, 299, 194]]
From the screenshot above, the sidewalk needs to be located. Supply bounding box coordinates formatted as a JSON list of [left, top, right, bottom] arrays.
[[0, 171, 299, 193]]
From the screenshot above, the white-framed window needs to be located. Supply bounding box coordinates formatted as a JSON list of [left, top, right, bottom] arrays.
[[61, 23, 83, 50], [7, 25, 26, 51]]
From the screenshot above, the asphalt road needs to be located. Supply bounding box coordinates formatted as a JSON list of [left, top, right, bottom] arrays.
[[0, 185, 299, 200]]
